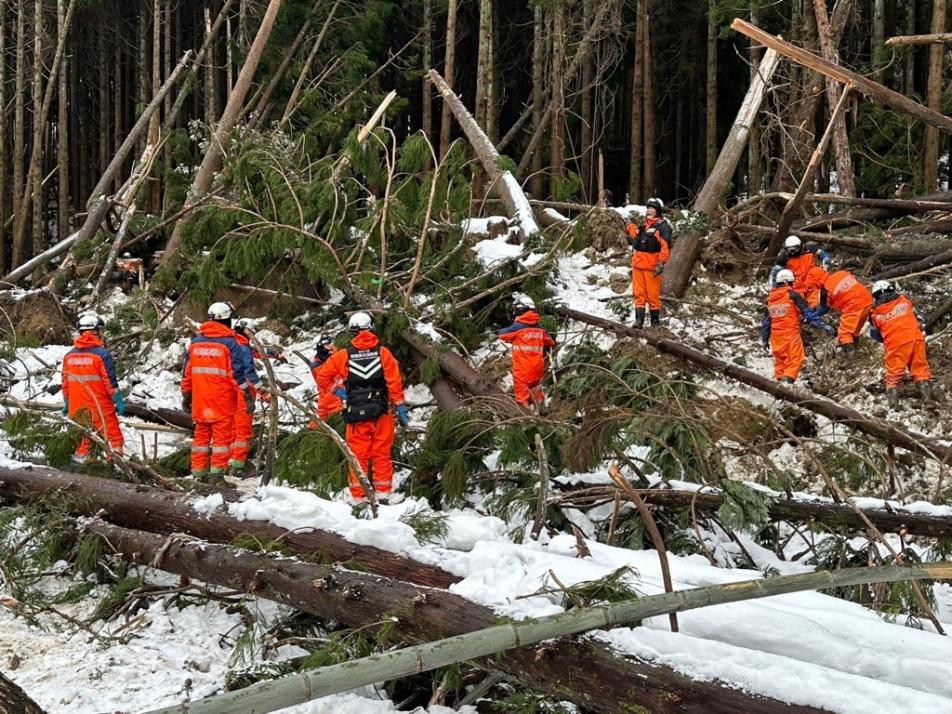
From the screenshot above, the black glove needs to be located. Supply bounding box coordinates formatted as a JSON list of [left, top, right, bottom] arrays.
[[182, 393, 192, 411], [653, 262, 665, 277], [243, 388, 256, 415], [761, 340, 771, 354]]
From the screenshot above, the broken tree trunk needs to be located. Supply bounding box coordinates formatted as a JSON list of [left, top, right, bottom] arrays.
[[96, 521, 828, 714], [769, 85, 853, 261], [813, 0, 855, 197], [732, 19, 952, 133], [798, 189, 952, 230], [556, 307, 952, 464], [429, 69, 540, 240], [870, 245, 952, 281], [143, 556, 950, 714], [122, 402, 193, 430], [692, 48, 781, 218], [0, 466, 459, 589], [160, 0, 284, 268], [0, 672, 45, 714], [887, 32, 952, 45], [0, 52, 193, 288]]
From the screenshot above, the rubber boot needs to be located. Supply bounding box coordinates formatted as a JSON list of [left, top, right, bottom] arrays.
[[634, 308, 646, 328], [780, 376, 795, 385], [649, 309, 661, 327], [886, 387, 899, 410], [918, 380, 935, 403]]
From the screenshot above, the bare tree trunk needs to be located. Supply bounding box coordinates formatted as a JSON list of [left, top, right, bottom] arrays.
[[706, 0, 718, 175], [530, 3, 545, 198], [421, 0, 433, 168], [438, 0, 457, 159], [57, 0, 69, 241], [748, 4, 762, 195], [923, 0, 946, 191], [549, 1, 566, 183], [904, 1, 917, 93], [474, 0, 490, 129], [160, 0, 284, 267], [814, 0, 856, 196], [872, 0, 886, 81], [11, 0, 25, 267], [29, 0, 44, 257], [0, 0, 7, 274], [628, 0, 645, 200], [113, 19, 121, 191], [97, 31, 108, 178], [579, 0, 594, 201], [643, 14, 656, 198], [0, 671, 46, 714], [204, 7, 216, 128], [147, 0, 162, 213]]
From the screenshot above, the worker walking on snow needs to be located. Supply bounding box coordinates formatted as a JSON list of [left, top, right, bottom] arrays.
[[868, 281, 934, 409], [761, 269, 833, 384], [62, 312, 125, 463], [181, 302, 259, 482], [626, 197, 672, 328], [310, 334, 344, 421], [499, 294, 556, 409], [229, 318, 267, 474], [805, 259, 874, 355], [772, 236, 830, 293], [317, 312, 408, 503]]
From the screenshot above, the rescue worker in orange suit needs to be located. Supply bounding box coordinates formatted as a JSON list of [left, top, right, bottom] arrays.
[[498, 294, 556, 408], [181, 302, 259, 482], [61, 312, 125, 464], [229, 318, 269, 474], [771, 236, 831, 293], [309, 334, 343, 421], [868, 281, 934, 409], [317, 312, 408, 504], [807, 259, 874, 355], [761, 269, 833, 384], [626, 197, 672, 327]]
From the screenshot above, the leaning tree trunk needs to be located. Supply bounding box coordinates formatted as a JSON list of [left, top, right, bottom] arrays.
[[923, 0, 946, 192], [0, 672, 46, 714], [0, 466, 460, 589], [160, 0, 284, 268], [92, 521, 829, 714]]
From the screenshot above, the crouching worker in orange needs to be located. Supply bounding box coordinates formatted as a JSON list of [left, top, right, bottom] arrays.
[[181, 302, 259, 483], [808, 261, 874, 355], [309, 334, 343, 422], [229, 318, 269, 474], [626, 197, 672, 328], [868, 281, 934, 409], [317, 312, 409, 504], [760, 269, 831, 384], [499, 294, 556, 409], [62, 312, 125, 464]]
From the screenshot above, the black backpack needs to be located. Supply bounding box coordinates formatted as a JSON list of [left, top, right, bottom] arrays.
[[343, 346, 389, 423]]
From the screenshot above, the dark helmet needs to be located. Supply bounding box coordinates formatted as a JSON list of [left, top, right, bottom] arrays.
[[646, 197, 664, 215], [314, 333, 334, 361]]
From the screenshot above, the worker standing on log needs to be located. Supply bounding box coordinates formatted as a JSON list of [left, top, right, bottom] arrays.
[[181, 302, 259, 483], [772, 236, 830, 292], [626, 198, 672, 328], [317, 312, 408, 504], [310, 334, 344, 422], [61, 312, 125, 464], [868, 281, 934, 408], [499, 294, 556, 410], [803, 259, 874, 356], [229, 318, 270, 475], [761, 269, 833, 384]]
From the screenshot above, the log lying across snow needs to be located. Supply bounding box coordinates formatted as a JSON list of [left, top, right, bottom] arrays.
[[0, 466, 459, 589], [124, 402, 194, 430], [0, 672, 46, 714], [556, 307, 952, 464], [92, 520, 827, 714]]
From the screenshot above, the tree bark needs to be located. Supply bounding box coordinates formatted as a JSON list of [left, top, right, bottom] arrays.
[[529, 3, 545, 198], [421, 0, 433, 167], [0, 0, 7, 274], [57, 0, 70, 241], [277, 0, 341, 129], [549, 2, 566, 184], [747, 4, 763, 195], [94, 520, 830, 714], [813, 0, 856, 197], [11, 0, 25, 267], [0, 672, 46, 714], [923, 0, 947, 191], [642, 12, 656, 199], [872, 0, 886, 80], [160, 0, 283, 268], [438, 0, 457, 160], [555, 306, 952, 464], [579, 0, 594, 202], [889, 31, 952, 45], [0, 466, 460, 589], [29, 0, 45, 258], [628, 0, 645, 201], [797, 188, 952, 230], [733, 18, 952, 133], [706, 0, 718, 176], [903, 4, 918, 93], [870, 245, 952, 280]]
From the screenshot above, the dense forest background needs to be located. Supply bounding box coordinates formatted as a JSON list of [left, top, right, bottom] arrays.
[[0, 0, 946, 274]]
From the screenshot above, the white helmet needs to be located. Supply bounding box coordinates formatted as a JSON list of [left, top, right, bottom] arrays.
[[235, 317, 254, 334], [784, 235, 802, 250], [348, 311, 374, 332], [871, 280, 892, 298], [78, 312, 104, 332], [513, 293, 536, 312], [207, 301, 234, 321], [775, 269, 795, 285], [646, 197, 664, 213]]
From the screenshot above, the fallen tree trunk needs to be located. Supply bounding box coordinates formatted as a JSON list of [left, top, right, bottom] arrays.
[[734, 224, 952, 261], [429, 69, 540, 240], [0, 466, 459, 589], [95, 521, 827, 714], [797, 190, 952, 230], [870, 245, 952, 281], [556, 307, 952, 464], [887, 32, 952, 46], [123, 402, 193, 431], [0, 672, 45, 714], [887, 217, 952, 236], [925, 293, 952, 332]]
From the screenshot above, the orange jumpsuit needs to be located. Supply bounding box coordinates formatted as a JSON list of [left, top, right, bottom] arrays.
[[869, 295, 931, 388], [182, 321, 257, 475], [230, 333, 264, 469], [762, 286, 808, 381], [310, 348, 344, 420], [317, 331, 405, 499], [62, 332, 124, 460], [816, 270, 873, 346], [627, 217, 671, 311], [499, 311, 556, 407]]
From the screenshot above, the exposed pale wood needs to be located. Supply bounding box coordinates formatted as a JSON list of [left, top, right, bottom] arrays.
[[886, 32, 952, 46], [732, 19, 952, 133]]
